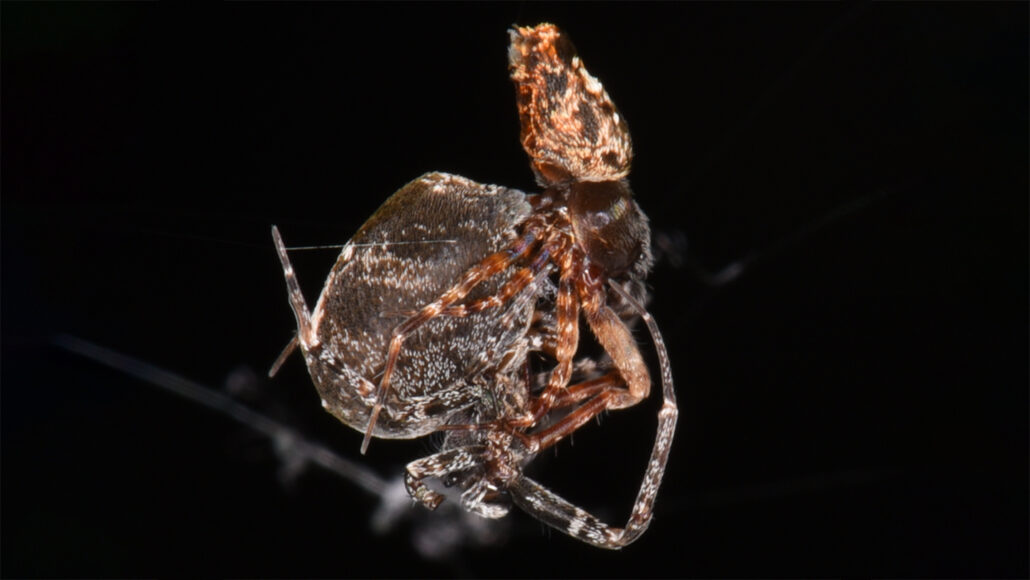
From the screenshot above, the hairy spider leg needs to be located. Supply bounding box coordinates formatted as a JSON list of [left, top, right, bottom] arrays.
[[268, 336, 298, 378], [435, 372, 628, 451], [510, 262, 658, 434], [549, 370, 624, 408], [380, 235, 560, 320], [403, 443, 515, 520], [496, 239, 646, 433], [511, 282, 678, 549], [580, 289, 652, 409], [404, 446, 484, 511], [521, 251, 582, 427], [271, 226, 317, 362], [435, 372, 622, 445]]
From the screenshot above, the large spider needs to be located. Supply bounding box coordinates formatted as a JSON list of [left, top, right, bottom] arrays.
[[272, 23, 677, 549]]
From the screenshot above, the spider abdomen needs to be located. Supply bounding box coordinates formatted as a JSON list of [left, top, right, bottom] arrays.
[[307, 172, 536, 439]]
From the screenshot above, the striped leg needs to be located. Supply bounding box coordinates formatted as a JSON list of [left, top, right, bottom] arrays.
[[270, 226, 317, 375], [513, 282, 678, 549]]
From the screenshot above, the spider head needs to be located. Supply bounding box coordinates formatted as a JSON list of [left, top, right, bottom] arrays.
[[568, 179, 650, 279]]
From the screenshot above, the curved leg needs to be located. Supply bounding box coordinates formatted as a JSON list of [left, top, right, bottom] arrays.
[[550, 370, 623, 408], [460, 478, 511, 519], [517, 260, 582, 428], [271, 226, 314, 349], [583, 301, 651, 409], [404, 446, 485, 510], [509, 384, 676, 548], [404, 446, 512, 519], [513, 282, 678, 549]]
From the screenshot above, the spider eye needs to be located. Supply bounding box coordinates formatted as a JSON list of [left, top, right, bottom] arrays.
[[568, 180, 648, 277], [584, 208, 613, 229]]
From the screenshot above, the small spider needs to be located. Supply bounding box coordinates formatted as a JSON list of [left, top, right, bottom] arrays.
[[272, 23, 677, 549]]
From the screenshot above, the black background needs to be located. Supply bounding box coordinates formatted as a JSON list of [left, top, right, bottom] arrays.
[[3, 3, 1027, 577]]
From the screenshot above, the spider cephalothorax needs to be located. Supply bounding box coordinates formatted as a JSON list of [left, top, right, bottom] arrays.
[[273, 23, 676, 549]]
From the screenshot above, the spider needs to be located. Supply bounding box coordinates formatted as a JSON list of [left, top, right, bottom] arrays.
[[272, 23, 677, 549]]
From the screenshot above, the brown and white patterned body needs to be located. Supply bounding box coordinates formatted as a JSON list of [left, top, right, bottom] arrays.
[[273, 23, 677, 550], [273, 173, 537, 440]]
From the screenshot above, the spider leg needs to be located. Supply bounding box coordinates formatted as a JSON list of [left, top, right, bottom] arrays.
[[404, 446, 485, 511], [529, 383, 624, 451], [475, 250, 608, 432], [607, 280, 676, 418], [438, 369, 623, 444], [510, 476, 622, 547], [446, 257, 581, 437], [512, 395, 676, 548], [549, 370, 623, 409], [267, 335, 298, 378], [383, 258, 552, 320], [513, 282, 678, 549], [404, 445, 512, 519], [438, 370, 623, 445], [582, 299, 651, 409], [271, 226, 316, 357], [510, 394, 676, 548], [518, 259, 581, 427], [458, 477, 512, 519]]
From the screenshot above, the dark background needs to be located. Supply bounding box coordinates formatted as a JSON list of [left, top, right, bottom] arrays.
[[3, 3, 1026, 577]]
